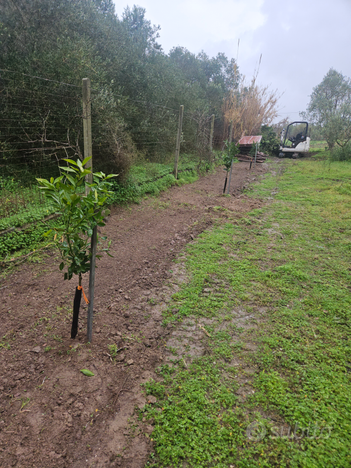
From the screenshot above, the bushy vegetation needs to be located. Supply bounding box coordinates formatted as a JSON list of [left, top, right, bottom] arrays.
[[0, 0, 241, 177], [0, 217, 61, 260], [259, 125, 280, 156], [330, 142, 351, 161], [304, 68, 351, 150], [222, 142, 239, 171]]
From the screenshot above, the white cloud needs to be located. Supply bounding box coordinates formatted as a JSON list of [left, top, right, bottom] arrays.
[[114, 0, 266, 53], [181, 0, 266, 44], [113, 0, 351, 121]]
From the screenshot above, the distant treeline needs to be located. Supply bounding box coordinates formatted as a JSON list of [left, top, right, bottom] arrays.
[[0, 0, 240, 176]]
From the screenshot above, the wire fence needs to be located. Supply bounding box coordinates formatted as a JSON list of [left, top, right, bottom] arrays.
[[0, 69, 221, 260], [0, 71, 82, 245]]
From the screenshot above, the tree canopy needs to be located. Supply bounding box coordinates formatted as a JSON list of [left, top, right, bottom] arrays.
[[0, 0, 241, 167], [0, 0, 280, 180], [306, 69, 351, 149]]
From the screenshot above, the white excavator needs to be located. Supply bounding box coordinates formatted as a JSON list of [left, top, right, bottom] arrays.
[[279, 121, 310, 158]]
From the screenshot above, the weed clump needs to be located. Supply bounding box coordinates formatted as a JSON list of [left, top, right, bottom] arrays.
[[330, 142, 351, 161]]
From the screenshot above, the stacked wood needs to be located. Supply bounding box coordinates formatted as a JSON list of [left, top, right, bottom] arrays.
[[237, 151, 268, 163]]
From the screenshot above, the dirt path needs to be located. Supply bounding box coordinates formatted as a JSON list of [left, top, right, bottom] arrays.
[[0, 162, 268, 468]]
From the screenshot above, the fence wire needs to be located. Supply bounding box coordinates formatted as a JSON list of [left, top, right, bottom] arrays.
[[0, 71, 82, 251], [0, 70, 219, 260]]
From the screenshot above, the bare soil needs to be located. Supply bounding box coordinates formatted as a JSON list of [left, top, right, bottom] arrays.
[[0, 162, 269, 468]]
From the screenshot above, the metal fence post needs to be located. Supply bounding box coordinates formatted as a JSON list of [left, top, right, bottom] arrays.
[[82, 77, 96, 342], [82, 78, 92, 187]]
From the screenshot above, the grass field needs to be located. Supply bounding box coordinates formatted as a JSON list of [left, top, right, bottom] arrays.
[[142, 155, 351, 467], [310, 140, 328, 150]]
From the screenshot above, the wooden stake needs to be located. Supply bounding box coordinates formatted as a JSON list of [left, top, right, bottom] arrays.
[[226, 121, 234, 194], [229, 121, 233, 144], [174, 105, 184, 179], [209, 113, 215, 156]]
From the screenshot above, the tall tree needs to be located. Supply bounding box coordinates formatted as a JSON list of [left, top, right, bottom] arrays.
[[0, 0, 242, 166], [306, 69, 351, 149]]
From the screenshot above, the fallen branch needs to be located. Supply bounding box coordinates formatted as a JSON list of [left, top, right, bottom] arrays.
[[198, 324, 211, 337]]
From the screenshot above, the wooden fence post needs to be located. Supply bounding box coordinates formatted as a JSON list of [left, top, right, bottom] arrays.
[[227, 121, 234, 194], [82, 77, 96, 342], [209, 113, 215, 157], [229, 121, 233, 144], [174, 105, 184, 179]]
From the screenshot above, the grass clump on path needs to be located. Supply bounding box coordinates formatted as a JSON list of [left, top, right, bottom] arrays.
[[142, 157, 351, 467]]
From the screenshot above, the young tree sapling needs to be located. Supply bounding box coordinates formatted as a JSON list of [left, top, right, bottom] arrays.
[[37, 157, 117, 338]]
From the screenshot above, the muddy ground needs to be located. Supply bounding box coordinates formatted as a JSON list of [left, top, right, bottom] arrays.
[[0, 161, 270, 468]]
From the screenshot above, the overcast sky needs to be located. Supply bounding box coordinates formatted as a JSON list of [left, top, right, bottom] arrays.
[[113, 0, 351, 123]]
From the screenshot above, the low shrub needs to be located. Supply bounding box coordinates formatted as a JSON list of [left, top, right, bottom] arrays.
[[260, 125, 280, 156], [330, 142, 351, 161], [0, 218, 62, 259]]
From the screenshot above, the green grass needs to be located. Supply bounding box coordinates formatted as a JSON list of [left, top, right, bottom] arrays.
[[142, 158, 351, 467], [0, 217, 62, 260], [309, 140, 328, 151], [0, 180, 55, 231], [110, 155, 202, 204], [0, 156, 202, 260], [308, 141, 330, 160]]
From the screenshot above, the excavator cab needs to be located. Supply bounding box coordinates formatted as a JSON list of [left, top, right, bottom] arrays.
[[279, 121, 310, 158]]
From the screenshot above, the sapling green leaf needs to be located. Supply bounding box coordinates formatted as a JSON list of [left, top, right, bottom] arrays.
[[37, 159, 117, 282], [54, 176, 64, 184], [80, 369, 94, 377], [81, 156, 92, 166], [64, 159, 79, 166], [222, 141, 240, 171], [60, 166, 77, 173]]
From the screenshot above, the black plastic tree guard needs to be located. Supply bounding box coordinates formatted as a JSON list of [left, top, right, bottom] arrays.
[[71, 286, 82, 339]]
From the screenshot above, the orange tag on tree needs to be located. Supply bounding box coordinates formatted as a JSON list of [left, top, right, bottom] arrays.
[[78, 285, 89, 304]]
